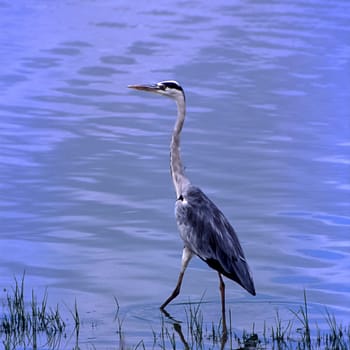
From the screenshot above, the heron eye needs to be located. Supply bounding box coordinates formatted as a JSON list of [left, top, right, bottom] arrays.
[[158, 84, 166, 90]]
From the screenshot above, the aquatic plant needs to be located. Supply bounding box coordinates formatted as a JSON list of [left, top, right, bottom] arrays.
[[0, 275, 66, 350], [1, 276, 349, 349], [137, 292, 350, 350]]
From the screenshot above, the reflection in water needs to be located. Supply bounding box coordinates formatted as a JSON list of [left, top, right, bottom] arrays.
[[0, 0, 349, 347], [161, 306, 229, 350]]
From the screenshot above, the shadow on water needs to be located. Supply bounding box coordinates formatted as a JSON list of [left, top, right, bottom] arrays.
[[160, 306, 228, 350]]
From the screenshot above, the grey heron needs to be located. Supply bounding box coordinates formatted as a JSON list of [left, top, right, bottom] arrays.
[[128, 80, 255, 334]]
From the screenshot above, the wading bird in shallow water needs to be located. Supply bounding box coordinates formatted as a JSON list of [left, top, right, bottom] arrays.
[[128, 80, 256, 336]]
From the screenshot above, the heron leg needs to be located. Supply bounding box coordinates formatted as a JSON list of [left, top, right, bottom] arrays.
[[218, 273, 228, 340], [160, 246, 193, 310]]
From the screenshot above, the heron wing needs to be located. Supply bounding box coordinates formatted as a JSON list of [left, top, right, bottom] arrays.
[[176, 185, 256, 295]]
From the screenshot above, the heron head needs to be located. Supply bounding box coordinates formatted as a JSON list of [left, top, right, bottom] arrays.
[[128, 80, 185, 101]]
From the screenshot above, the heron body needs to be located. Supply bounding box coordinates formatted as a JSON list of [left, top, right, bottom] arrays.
[[128, 81, 255, 328], [176, 185, 255, 296]]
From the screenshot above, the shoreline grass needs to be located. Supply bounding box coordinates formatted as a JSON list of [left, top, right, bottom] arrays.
[[1, 276, 349, 349], [0, 275, 66, 350], [151, 299, 350, 350]]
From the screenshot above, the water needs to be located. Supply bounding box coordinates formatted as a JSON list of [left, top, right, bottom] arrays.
[[1, 0, 349, 348]]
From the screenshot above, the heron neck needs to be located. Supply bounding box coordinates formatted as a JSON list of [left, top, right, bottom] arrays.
[[170, 98, 190, 197]]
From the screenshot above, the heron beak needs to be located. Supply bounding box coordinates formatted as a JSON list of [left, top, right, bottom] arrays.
[[128, 84, 160, 93]]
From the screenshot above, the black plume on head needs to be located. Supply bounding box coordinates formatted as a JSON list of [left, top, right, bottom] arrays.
[[159, 80, 184, 92]]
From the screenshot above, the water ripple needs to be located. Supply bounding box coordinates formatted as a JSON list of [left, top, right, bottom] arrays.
[[279, 211, 350, 227], [0, 0, 349, 346]]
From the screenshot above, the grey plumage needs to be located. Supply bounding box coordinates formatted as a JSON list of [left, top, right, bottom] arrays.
[[128, 80, 255, 329], [176, 185, 255, 296]]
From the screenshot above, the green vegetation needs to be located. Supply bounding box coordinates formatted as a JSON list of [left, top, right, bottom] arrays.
[[146, 297, 350, 350], [1, 277, 349, 349], [0, 275, 66, 350]]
